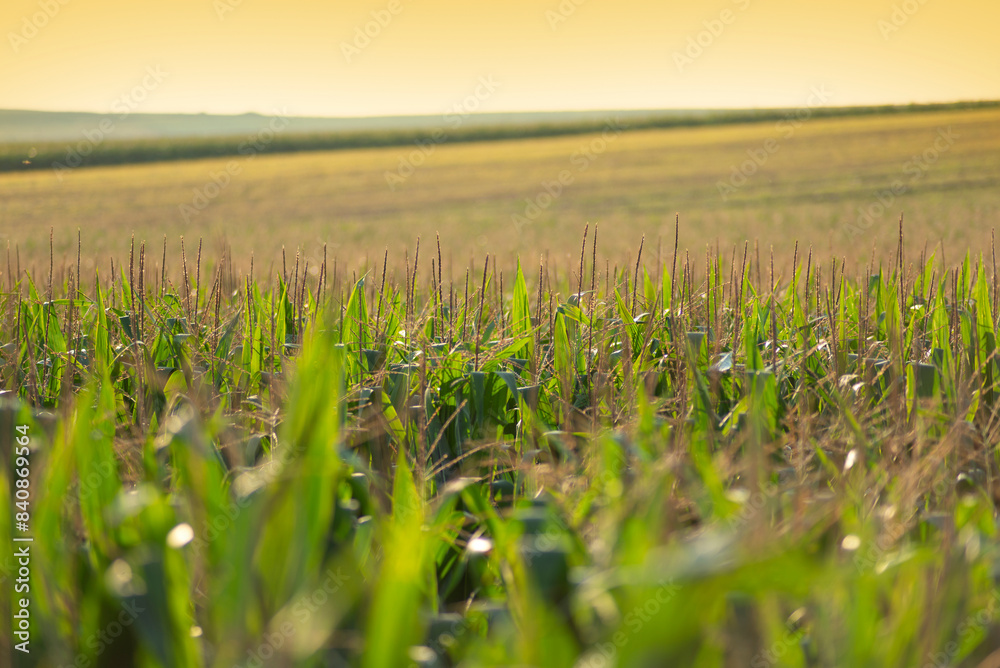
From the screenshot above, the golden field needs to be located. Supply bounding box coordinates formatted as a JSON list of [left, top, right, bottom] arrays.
[[2, 106, 999, 282]]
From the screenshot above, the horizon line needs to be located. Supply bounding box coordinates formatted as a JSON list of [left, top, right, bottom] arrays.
[[4, 98, 1000, 121]]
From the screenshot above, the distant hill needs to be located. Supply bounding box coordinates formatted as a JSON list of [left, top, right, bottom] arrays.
[[1, 101, 997, 173], [0, 108, 709, 144]]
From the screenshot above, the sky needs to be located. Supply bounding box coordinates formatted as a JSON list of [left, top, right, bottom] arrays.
[[0, 0, 997, 118]]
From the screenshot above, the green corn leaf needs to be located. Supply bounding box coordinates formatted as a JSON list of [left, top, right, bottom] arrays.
[[364, 450, 427, 668], [511, 259, 532, 339], [554, 311, 573, 409]]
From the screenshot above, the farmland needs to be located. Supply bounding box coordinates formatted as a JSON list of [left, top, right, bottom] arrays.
[[1, 105, 999, 282], [4, 216, 1000, 664], [3, 103, 1000, 667]]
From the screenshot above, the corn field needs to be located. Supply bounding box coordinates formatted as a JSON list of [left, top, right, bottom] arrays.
[[3, 223, 1000, 667]]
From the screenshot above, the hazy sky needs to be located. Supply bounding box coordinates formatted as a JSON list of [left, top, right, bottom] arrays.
[[1, 0, 997, 117]]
